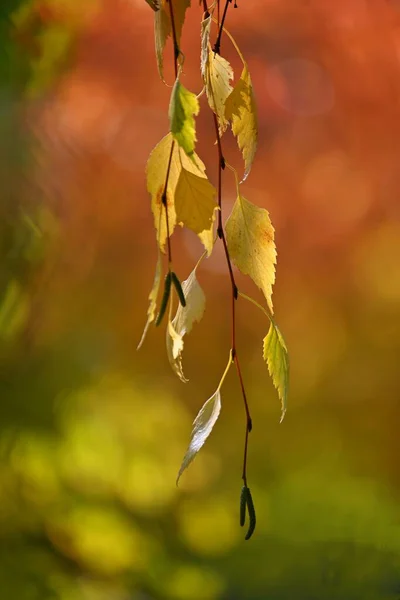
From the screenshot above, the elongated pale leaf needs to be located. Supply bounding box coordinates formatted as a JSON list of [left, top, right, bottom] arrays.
[[205, 50, 233, 134], [200, 16, 212, 80], [263, 320, 289, 422], [137, 253, 162, 349], [154, 0, 190, 81], [169, 81, 199, 157], [175, 168, 217, 234], [225, 65, 258, 181], [146, 133, 210, 252], [177, 388, 221, 484], [166, 268, 206, 381], [225, 194, 276, 313]]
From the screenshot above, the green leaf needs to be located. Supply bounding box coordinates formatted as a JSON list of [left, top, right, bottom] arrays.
[[137, 253, 163, 349], [205, 50, 233, 134], [263, 319, 289, 422], [166, 267, 206, 382], [154, 0, 191, 81], [175, 168, 217, 234], [225, 64, 258, 181], [177, 387, 221, 484], [169, 80, 199, 157], [225, 194, 276, 313]]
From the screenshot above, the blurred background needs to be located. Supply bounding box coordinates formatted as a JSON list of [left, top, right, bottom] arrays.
[[2, 0, 400, 598]]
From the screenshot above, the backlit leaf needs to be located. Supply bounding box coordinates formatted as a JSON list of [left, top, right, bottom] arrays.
[[200, 16, 212, 80], [263, 319, 289, 422], [175, 168, 217, 234], [177, 388, 221, 484], [146, 133, 210, 252], [166, 268, 206, 382], [169, 80, 199, 157], [154, 0, 191, 81], [225, 194, 276, 313], [225, 64, 258, 181], [198, 208, 217, 256], [137, 253, 162, 350], [205, 50, 233, 134]]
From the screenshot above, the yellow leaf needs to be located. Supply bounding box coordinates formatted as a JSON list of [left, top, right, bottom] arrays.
[[225, 194, 276, 313], [137, 253, 162, 350], [205, 50, 233, 134], [175, 168, 217, 234], [225, 65, 258, 181], [154, 0, 191, 81], [166, 268, 206, 382], [200, 16, 212, 80], [198, 208, 217, 256], [263, 320, 289, 422], [146, 133, 208, 252], [169, 80, 199, 157]]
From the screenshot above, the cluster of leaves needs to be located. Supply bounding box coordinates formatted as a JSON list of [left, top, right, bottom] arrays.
[[139, 0, 289, 539]]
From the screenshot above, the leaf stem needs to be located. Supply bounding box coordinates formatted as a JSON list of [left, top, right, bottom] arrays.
[[213, 0, 231, 55], [217, 350, 234, 391], [162, 141, 176, 266], [205, 0, 252, 488]]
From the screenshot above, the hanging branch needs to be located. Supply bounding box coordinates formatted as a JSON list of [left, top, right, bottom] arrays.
[[140, 0, 289, 542]]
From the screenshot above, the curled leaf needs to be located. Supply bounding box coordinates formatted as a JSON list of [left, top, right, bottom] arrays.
[[137, 253, 162, 349], [200, 16, 212, 80], [205, 50, 233, 134], [263, 319, 289, 422], [166, 268, 206, 381], [169, 80, 199, 157], [177, 387, 221, 484], [225, 193, 276, 313], [154, 0, 190, 81], [225, 64, 258, 181]]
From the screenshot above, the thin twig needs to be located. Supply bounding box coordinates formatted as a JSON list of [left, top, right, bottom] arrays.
[[167, 0, 179, 77], [207, 11, 252, 485], [162, 141, 175, 265], [213, 0, 231, 55]]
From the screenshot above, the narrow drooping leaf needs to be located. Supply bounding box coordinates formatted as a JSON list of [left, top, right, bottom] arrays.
[[169, 80, 199, 157], [147, 133, 211, 252], [175, 168, 217, 234], [263, 319, 289, 422], [200, 16, 212, 80], [154, 0, 191, 81], [177, 388, 221, 484], [205, 50, 233, 134], [166, 268, 206, 381], [137, 253, 162, 349], [225, 65, 258, 181], [225, 194, 276, 312]]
